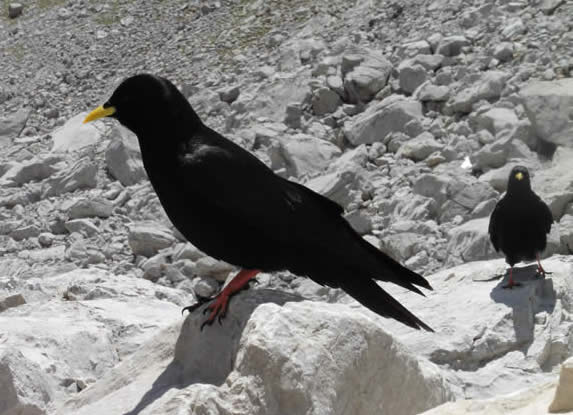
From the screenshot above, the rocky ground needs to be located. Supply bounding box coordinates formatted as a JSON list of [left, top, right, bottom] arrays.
[[1, 0, 573, 414]]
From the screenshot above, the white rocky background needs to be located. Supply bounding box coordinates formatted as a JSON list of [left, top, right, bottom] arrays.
[[1, 0, 573, 414]]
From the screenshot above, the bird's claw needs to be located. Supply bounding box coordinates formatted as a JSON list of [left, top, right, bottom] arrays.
[[181, 294, 213, 315], [198, 293, 230, 331]]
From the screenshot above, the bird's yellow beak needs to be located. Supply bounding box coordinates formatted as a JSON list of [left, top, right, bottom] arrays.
[[83, 105, 116, 124], [515, 172, 524, 181]]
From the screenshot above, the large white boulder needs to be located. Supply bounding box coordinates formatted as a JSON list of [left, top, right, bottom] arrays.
[[58, 290, 455, 415], [520, 79, 573, 146]]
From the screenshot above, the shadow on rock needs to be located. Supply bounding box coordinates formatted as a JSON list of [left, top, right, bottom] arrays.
[[123, 288, 303, 415], [489, 264, 556, 346]]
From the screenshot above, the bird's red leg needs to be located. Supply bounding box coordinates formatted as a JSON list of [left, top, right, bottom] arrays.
[[503, 266, 520, 289], [536, 253, 548, 277], [199, 269, 260, 330]]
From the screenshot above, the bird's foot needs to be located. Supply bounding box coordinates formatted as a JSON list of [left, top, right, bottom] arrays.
[[180, 292, 231, 330], [181, 294, 214, 316], [199, 292, 231, 330], [502, 281, 522, 289], [182, 269, 261, 331]]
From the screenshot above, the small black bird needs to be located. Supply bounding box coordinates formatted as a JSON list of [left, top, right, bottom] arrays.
[[488, 166, 553, 288], [84, 74, 433, 331]]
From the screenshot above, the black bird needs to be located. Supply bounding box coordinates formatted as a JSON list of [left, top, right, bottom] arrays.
[[488, 166, 553, 288], [84, 74, 433, 331]]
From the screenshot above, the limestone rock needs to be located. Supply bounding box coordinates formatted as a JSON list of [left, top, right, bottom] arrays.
[[445, 218, 498, 266], [276, 133, 342, 178], [0, 155, 62, 187], [549, 357, 573, 412], [448, 71, 510, 114], [343, 49, 393, 103], [0, 108, 30, 145], [64, 219, 100, 237], [397, 132, 443, 161], [0, 293, 26, 312], [436, 36, 470, 57], [67, 198, 113, 219], [0, 349, 54, 415], [520, 79, 573, 146], [51, 112, 103, 153], [311, 87, 341, 115], [0, 268, 187, 409], [59, 290, 455, 415], [42, 158, 98, 198], [105, 126, 147, 186], [415, 82, 450, 102], [399, 61, 428, 94], [343, 97, 423, 145], [382, 257, 573, 400], [128, 222, 178, 257]]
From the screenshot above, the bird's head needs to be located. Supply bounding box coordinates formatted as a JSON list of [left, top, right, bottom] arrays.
[[507, 165, 531, 193], [83, 74, 198, 137]]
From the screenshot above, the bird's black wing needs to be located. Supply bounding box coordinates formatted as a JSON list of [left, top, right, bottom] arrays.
[[178, 128, 342, 245], [489, 201, 502, 252], [180, 128, 430, 286], [538, 196, 553, 234]]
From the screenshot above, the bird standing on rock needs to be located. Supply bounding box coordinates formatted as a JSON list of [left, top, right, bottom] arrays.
[[84, 74, 433, 331], [488, 166, 553, 288]]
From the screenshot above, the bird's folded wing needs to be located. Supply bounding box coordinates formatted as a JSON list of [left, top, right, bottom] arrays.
[[178, 133, 345, 247]]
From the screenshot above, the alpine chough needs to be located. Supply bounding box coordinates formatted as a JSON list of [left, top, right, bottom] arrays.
[[84, 74, 433, 331], [488, 166, 553, 288]]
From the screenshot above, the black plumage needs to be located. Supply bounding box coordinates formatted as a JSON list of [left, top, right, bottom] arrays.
[[84, 74, 433, 331], [488, 165, 553, 288]]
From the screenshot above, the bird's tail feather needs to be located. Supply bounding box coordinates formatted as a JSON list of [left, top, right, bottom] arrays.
[[340, 277, 433, 332], [357, 235, 433, 294]]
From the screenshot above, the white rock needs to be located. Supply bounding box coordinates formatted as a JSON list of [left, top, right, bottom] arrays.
[[549, 357, 573, 412], [436, 35, 470, 57], [306, 165, 366, 209], [475, 107, 516, 133], [520, 79, 573, 146], [415, 81, 450, 102], [0, 268, 187, 408], [501, 18, 526, 40], [532, 147, 573, 220], [493, 42, 514, 62], [0, 348, 54, 415], [0, 155, 62, 187], [445, 218, 498, 266], [105, 125, 147, 186], [277, 133, 341, 178], [343, 97, 424, 145], [59, 290, 455, 415], [67, 198, 113, 219], [399, 61, 428, 94], [311, 87, 341, 115], [382, 257, 573, 400], [343, 49, 393, 103], [128, 222, 178, 257], [51, 113, 103, 153], [42, 158, 98, 198], [65, 219, 100, 237], [409, 54, 444, 71], [0, 293, 26, 312], [420, 380, 557, 414], [0, 108, 30, 146], [400, 40, 432, 57], [397, 132, 444, 161], [195, 257, 235, 281], [448, 71, 510, 113]]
